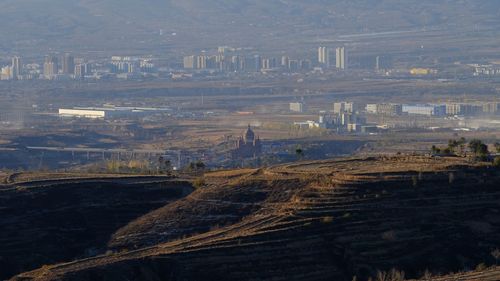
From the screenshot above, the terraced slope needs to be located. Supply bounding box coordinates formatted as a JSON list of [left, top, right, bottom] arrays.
[[8, 156, 500, 281], [0, 176, 193, 280]]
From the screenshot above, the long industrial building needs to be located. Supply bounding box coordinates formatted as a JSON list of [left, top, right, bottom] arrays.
[[402, 104, 446, 116], [58, 106, 172, 119], [58, 109, 106, 119]]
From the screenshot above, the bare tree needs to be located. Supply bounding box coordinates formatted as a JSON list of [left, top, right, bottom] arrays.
[[376, 269, 406, 281], [492, 248, 500, 265]]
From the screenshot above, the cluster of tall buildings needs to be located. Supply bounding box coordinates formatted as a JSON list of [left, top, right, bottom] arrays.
[[183, 47, 319, 72], [0, 45, 389, 83], [1, 53, 159, 81], [1, 56, 22, 80], [294, 101, 368, 133], [318, 47, 348, 70], [296, 100, 500, 134], [1, 53, 92, 81], [184, 54, 311, 72], [182, 46, 349, 72], [43, 53, 91, 80], [109, 56, 156, 77]]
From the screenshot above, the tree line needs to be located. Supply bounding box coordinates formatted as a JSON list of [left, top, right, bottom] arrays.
[[431, 138, 500, 165]]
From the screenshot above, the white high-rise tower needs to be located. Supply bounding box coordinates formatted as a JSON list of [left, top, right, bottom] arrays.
[[11, 56, 21, 80], [336, 47, 347, 70], [318, 47, 330, 68]]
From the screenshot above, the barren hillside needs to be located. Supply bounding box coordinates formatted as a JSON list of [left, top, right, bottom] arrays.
[[5, 156, 500, 281]]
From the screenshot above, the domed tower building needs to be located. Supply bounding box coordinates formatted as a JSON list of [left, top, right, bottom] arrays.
[[232, 125, 262, 159]]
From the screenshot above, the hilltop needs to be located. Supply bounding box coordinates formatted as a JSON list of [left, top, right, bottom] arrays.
[[3, 155, 500, 281]]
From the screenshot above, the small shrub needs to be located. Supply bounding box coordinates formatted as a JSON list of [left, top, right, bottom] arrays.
[[493, 157, 500, 168], [412, 175, 418, 187], [193, 177, 206, 189], [421, 269, 433, 280], [322, 216, 334, 223], [495, 142, 500, 153], [492, 248, 500, 265], [475, 263, 487, 271], [382, 230, 397, 241], [449, 172, 455, 184], [469, 139, 489, 161], [375, 269, 405, 281]]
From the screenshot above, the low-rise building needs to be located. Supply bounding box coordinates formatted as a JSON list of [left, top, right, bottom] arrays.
[[483, 102, 500, 114], [446, 103, 483, 116], [347, 123, 362, 132], [410, 68, 437, 75], [373, 103, 403, 116], [366, 104, 378, 114], [294, 121, 320, 129], [361, 125, 379, 134], [289, 102, 305, 113]]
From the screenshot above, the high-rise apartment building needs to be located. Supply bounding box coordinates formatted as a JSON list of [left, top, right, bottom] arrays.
[[11, 56, 21, 80], [336, 47, 347, 70], [318, 47, 330, 68], [230, 56, 245, 71], [281, 56, 290, 69], [288, 60, 299, 71], [1, 66, 12, 80], [333, 102, 354, 114], [300, 60, 311, 70], [62, 53, 75, 75], [254, 55, 262, 71], [261, 58, 270, 70], [183, 56, 195, 69], [218, 46, 228, 55], [43, 56, 59, 79], [43, 62, 56, 79], [196, 55, 207, 69], [74, 64, 85, 79]]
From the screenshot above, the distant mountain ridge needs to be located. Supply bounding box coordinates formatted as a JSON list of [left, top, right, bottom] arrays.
[[1, 0, 500, 54]]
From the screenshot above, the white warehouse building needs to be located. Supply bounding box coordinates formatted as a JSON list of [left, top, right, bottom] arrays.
[[58, 106, 172, 119], [58, 109, 106, 119], [402, 104, 446, 116]]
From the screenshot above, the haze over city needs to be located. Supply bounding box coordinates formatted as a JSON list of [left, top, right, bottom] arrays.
[[1, 1, 500, 281]]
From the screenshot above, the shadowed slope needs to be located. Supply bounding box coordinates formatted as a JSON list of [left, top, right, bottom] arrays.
[[0, 177, 192, 280]]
